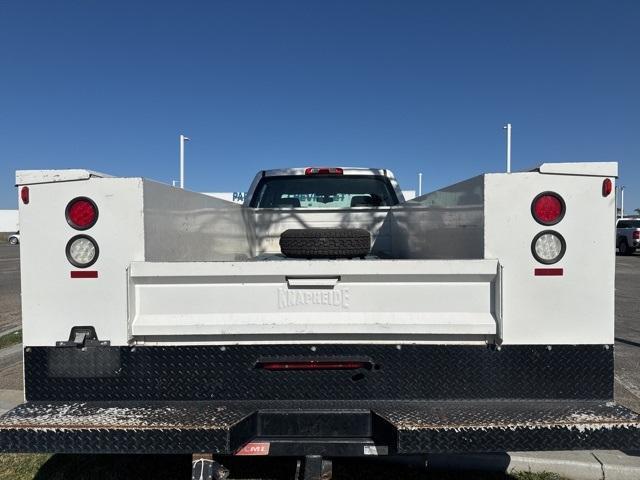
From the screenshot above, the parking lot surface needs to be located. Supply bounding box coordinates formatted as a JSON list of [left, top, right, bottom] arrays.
[[613, 254, 640, 413], [0, 245, 20, 334]]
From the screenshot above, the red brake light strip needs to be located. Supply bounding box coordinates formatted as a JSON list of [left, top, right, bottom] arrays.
[[70, 271, 98, 278], [258, 361, 367, 371], [534, 268, 563, 276], [305, 167, 344, 175]]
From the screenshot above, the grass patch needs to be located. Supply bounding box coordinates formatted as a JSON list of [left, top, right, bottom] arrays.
[[0, 454, 191, 480], [511, 472, 566, 480], [0, 454, 51, 480], [0, 330, 22, 350]]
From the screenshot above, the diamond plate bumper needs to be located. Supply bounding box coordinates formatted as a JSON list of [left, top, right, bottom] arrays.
[[0, 400, 639, 455], [2, 344, 639, 455]]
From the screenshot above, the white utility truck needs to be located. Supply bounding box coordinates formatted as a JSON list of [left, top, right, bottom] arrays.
[[0, 163, 638, 480]]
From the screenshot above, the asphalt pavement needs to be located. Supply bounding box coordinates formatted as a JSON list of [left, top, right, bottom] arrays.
[[613, 254, 640, 413], [0, 245, 20, 334]]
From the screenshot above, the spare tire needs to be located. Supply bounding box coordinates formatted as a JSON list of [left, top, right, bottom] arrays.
[[280, 228, 371, 259]]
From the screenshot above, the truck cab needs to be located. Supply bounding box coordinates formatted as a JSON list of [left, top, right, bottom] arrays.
[[245, 167, 404, 209]]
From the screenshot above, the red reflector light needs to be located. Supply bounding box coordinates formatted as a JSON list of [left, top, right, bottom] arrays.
[[20, 186, 29, 204], [602, 178, 612, 197], [305, 167, 344, 175], [70, 270, 98, 278], [531, 192, 565, 225], [258, 361, 367, 371], [633, 231, 640, 240], [534, 268, 563, 276], [66, 197, 98, 230]]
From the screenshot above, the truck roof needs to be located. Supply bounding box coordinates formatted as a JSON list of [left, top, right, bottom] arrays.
[[260, 167, 394, 177]]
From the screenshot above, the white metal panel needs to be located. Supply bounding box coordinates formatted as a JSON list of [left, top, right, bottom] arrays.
[[19, 177, 144, 346], [130, 259, 498, 338], [142, 180, 253, 262], [537, 162, 618, 177], [484, 172, 615, 344], [15, 169, 110, 185], [390, 176, 484, 259]]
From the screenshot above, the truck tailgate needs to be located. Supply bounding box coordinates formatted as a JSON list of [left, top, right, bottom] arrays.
[[129, 259, 499, 338]]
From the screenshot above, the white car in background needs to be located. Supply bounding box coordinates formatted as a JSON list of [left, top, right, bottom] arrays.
[[616, 218, 640, 255], [7, 232, 19, 245]]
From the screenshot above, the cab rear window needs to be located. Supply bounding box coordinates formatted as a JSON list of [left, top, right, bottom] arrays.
[[618, 220, 640, 228], [250, 175, 398, 208]]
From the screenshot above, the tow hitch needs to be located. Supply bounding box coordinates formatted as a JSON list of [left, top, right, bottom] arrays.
[[191, 454, 229, 480], [191, 455, 332, 480], [299, 456, 332, 480]]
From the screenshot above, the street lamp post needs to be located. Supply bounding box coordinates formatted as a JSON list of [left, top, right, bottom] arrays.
[[503, 123, 512, 173], [179, 134, 190, 189]]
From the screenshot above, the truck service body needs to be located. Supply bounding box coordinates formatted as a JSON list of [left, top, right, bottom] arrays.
[[0, 163, 638, 477]]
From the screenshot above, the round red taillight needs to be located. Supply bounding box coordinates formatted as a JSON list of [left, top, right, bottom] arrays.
[[66, 197, 98, 230], [531, 192, 565, 226], [602, 178, 612, 197]]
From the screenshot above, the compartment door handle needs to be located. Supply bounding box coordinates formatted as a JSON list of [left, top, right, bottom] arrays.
[[286, 277, 340, 289]]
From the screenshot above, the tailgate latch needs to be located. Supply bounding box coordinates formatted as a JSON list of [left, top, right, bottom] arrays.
[[56, 326, 110, 348]]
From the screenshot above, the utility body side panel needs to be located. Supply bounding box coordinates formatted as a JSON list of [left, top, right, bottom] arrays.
[[484, 172, 615, 344], [19, 178, 144, 346], [143, 180, 253, 262], [390, 176, 484, 259]]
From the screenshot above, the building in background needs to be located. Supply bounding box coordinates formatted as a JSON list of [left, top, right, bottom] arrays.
[[0, 210, 18, 232], [205, 191, 417, 204]]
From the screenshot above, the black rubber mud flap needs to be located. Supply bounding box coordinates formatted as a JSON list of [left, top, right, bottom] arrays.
[[280, 228, 371, 259]]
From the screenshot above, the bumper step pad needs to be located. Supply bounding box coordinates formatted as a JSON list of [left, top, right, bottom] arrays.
[[0, 400, 639, 455]]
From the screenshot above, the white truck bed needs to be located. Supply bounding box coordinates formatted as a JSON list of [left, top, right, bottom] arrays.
[[15, 163, 615, 347]]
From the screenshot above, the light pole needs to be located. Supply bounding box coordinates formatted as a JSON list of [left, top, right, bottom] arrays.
[[621, 186, 625, 218], [179, 134, 190, 189], [503, 123, 512, 173], [418, 172, 423, 197]]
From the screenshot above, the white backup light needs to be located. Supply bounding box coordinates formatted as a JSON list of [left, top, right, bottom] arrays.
[[66, 235, 98, 268], [532, 231, 565, 264]]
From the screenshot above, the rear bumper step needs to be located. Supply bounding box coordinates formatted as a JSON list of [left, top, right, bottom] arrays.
[[1, 400, 639, 455]]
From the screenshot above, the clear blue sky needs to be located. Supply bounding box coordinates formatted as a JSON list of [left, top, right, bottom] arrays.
[[1, 1, 639, 209]]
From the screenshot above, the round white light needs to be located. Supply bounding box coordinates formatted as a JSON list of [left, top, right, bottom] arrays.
[[533, 231, 565, 263], [67, 236, 97, 267]]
